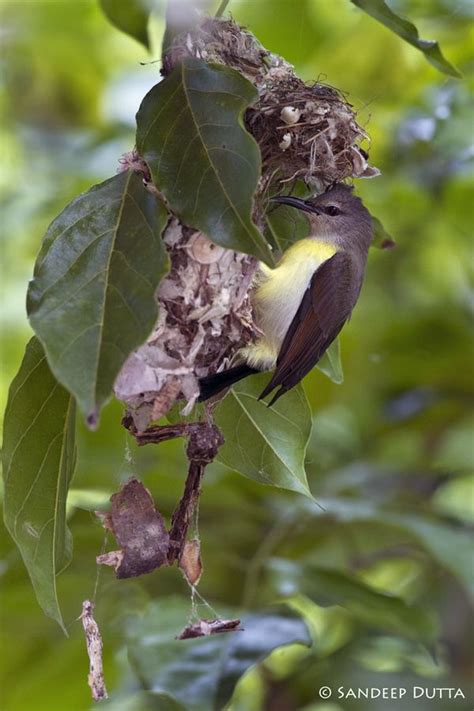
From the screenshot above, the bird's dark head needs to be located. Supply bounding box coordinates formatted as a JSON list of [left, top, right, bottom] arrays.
[[272, 183, 373, 249]]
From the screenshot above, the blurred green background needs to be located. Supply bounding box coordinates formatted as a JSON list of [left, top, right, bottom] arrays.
[[1, 1, 473, 710]]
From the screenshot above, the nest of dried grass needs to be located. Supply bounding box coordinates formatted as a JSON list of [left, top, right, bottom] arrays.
[[165, 17, 379, 194]]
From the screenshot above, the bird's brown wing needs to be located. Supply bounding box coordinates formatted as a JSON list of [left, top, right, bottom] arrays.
[[259, 251, 360, 405]]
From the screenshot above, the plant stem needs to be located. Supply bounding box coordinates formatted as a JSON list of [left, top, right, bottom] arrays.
[[215, 0, 231, 18]]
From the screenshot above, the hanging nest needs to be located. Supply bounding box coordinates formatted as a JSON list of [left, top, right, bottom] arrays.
[[164, 17, 379, 194], [115, 17, 379, 431]]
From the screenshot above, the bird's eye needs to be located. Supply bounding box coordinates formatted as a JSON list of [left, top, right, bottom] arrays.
[[324, 205, 341, 216]]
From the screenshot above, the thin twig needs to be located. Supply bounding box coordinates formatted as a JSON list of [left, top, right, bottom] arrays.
[[124, 417, 224, 566], [121, 415, 192, 446], [168, 461, 204, 563], [168, 423, 224, 563]]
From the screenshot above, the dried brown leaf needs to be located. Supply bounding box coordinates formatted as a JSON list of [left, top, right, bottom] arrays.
[[177, 618, 242, 640], [80, 600, 108, 702], [179, 538, 203, 585], [97, 478, 169, 578]]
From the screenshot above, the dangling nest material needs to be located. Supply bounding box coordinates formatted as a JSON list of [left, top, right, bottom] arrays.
[[115, 17, 379, 431]]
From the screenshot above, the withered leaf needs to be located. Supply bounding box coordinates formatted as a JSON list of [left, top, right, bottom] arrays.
[[80, 600, 108, 702], [177, 618, 242, 640], [179, 538, 202, 586], [96, 478, 169, 578]]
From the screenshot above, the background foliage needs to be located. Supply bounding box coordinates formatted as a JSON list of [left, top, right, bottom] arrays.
[[1, 1, 473, 709]]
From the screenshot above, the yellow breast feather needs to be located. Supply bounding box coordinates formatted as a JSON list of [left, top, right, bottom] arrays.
[[241, 239, 338, 370]]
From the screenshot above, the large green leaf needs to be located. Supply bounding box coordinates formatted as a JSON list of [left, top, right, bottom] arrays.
[[27, 170, 169, 426], [351, 0, 461, 78], [268, 558, 437, 643], [136, 58, 273, 264], [99, 0, 150, 49], [125, 597, 310, 711], [214, 373, 312, 497], [2, 337, 76, 632], [310, 498, 474, 601], [385, 514, 474, 601]]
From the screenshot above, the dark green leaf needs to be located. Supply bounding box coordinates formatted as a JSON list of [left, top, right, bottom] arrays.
[[268, 558, 437, 643], [351, 0, 461, 78], [371, 215, 396, 250], [265, 201, 311, 255], [136, 58, 273, 264], [99, 0, 150, 49], [103, 692, 184, 711], [126, 597, 310, 711], [27, 170, 170, 426], [214, 373, 312, 497], [2, 337, 76, 632]]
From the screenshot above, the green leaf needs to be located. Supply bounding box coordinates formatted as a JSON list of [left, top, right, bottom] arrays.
[[136, 58, 273, 265], [99, 0, 150, 49], [432, 475, 474, 525], [214, 373, 312, 497], [371, 215, 396, 250], [66, 488, 111, 513], [2, 337, 76, 632], [268, 559, 437, 643], [311, 498, 474, 601], [316, 338, 344, 384], [386, 514, 474, 601], [265, 201, 311, 255], [125, 597, 310, 711], [351, 0, 461, 78], [27, 170, 170, 426]]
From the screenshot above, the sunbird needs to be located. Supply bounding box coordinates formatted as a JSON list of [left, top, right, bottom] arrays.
[[199, 183, 373, 406]]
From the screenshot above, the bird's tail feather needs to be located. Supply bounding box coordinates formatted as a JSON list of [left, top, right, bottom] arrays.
[[198, 364, 259, 402]]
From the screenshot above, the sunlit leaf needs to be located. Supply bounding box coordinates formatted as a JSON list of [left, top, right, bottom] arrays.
[[214, 373, 312, 497], [432, 475, 474, 525], [371, 215, 396, 250], [2, 337, 76, 632], [317, 338, 344, 384], [126, 597, 310, 711], [351, 0, 461, 77], [136, 58, 273, 264], [66, 488, 111, 514], [268, 558, 437, 642], [27, 170, 169, 426], [99, 0, 150, 49]]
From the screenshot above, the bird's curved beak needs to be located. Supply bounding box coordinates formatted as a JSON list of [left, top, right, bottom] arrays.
[[271, 195, 321, 215]]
